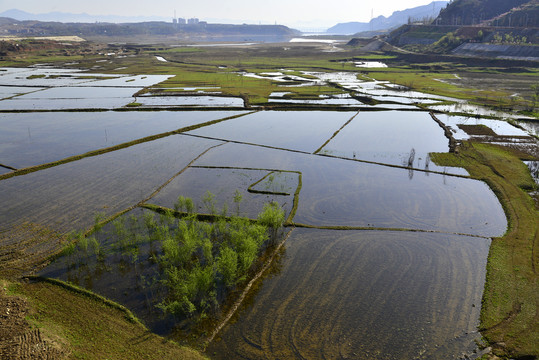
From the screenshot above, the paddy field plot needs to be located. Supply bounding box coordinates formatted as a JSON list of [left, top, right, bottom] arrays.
[[0, 105, 511, 359]]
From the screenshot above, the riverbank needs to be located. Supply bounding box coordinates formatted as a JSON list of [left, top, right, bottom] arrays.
[[432, 142, 538, 358]]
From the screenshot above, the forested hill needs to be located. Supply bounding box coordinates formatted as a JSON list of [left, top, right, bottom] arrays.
[[0, 18, 300, 42], [434, 0, 536, 26]]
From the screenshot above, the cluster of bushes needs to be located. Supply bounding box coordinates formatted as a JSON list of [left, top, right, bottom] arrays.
[[429, 32, 465, 53], [491, 32, 530, 45], [158, 196, 284, 319], [61, 192, 285, 321]]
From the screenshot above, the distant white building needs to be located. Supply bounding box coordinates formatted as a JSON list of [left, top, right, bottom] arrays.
[[188, 18, 199, 25], [178, 18, 186, 25]]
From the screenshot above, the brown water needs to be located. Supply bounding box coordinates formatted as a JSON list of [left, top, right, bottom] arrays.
[[207, 229, 490, 359]]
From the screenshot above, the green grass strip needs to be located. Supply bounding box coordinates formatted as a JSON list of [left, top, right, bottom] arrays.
[[432, 142, 538, 357], [141, 204, 259, 224], [314, 110, 359, 154], [188, 165, 303, 225], [287, 222, 491, 239], [23, 275, 144, 327]]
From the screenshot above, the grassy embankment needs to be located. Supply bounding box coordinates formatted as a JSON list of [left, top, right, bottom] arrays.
[[4, 42, 537, 113], [366, 66, 503, 101], [5, 278, 208, 360], [131, 53, 352, 104], [364, 64, 539, 115], [113, 50, 539, 113], [432, 142, 538, 358], [2, 46, 355, 105]]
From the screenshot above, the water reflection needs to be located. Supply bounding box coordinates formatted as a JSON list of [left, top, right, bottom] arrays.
[[137, 95, 244, 107], [0, 135, 223, 232], [194, 143, 507, 237], [187, 110, 355, 153], [0, 111, 245, 168], [207, 229, 490, 360], [319, 111, 466, 174]]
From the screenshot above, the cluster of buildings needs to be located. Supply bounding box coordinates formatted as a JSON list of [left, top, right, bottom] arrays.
[[172, 17, 206, 25]]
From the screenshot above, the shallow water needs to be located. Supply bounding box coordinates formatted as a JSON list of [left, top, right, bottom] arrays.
[[14, 86, 140, 100], [435, 114, 532, 139], [148, 167, 296, 219], [0, 86, 143, 110], [0, 67, 173, 109], [518, 120, 539, 137], [0, 67, 96, 87], [267, 97, 363, 106], [22, 105, 511, 359], [137, 95, 244, 107], [0, 111, 246, 168], [318, 111, 466, 174], [0, 63, 516, 358], [187, 110, 356, 153], [73, 75, 173, 87], [0, 86, 46, 99], [207, 228, 490, 360], [241, 72, 314, 83], [355, 61, 388, 68], [524, 161, 539, 184], [0, 135, 223, 232], [0, 97, 138, 110], [357, 87, 451, 101], [195, 143, 507, 237], [38, 207, 178, 333], [268, 92, 292, 98], [368, 94, 441, 105], [429, 103, 526, 120]]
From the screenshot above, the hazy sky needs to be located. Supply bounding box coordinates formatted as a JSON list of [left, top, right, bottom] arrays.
[[0, 0, 440, 28]]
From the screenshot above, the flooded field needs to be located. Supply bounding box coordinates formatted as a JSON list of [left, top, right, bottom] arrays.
[[0, 67, 172, 110], [208, 229, 490, 359], [0, 111, 245, 168], [1, 64, 536, 359]]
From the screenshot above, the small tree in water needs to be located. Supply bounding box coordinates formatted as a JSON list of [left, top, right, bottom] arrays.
[[257, 201, 285, 246], [156, 194, 284, 321]]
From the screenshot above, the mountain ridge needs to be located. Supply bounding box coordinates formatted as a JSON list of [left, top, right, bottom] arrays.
[[0, 8, 169, 24], [327, 1, 449, 35]]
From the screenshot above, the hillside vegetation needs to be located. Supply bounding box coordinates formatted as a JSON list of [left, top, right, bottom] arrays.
[[435, 0, 533, 25], [0, 18, 299, 42]]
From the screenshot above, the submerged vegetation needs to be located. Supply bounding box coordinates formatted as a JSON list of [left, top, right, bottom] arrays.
[[60, 193, 285, 323]]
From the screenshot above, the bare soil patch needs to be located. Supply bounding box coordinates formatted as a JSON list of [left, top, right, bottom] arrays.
[[0, 281, 68, 359]]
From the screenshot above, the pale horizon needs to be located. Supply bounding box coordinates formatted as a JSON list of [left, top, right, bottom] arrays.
[[0, 0, 445, 30]]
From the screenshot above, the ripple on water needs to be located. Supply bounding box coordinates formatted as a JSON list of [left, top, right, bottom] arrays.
[[207, 228, 491, 360]]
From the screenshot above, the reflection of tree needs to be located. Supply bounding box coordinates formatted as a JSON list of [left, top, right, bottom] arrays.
[[407, 148, 416, 168]]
